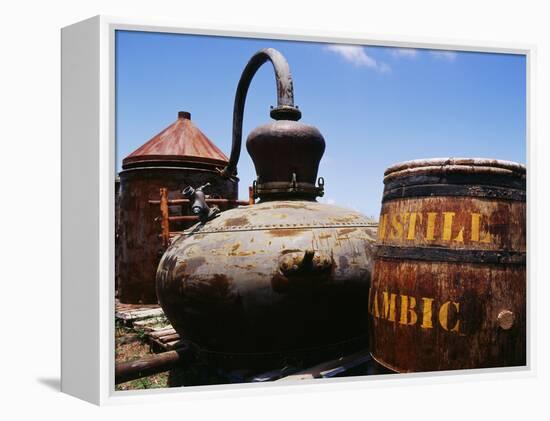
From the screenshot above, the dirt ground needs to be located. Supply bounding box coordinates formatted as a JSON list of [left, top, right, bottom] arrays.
[[115, 319, 235, 390]]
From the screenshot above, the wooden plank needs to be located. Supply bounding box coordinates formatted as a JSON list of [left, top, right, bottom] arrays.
[[132, 318, 167, 328], [149, 198, 250, 206], [146, 326, 180, 352], [115, 347, 190, 384], [115, 302, 159, 311], [164, 340, 186, 350], [149, 337, 186, 352], [148, 327, 176, 339], [148, 338, 166, 352], [115, 308, 164, 321], [133, 319, 168, 332], [125, 307, 163, 316], [124, 305, 161, 313], [158, 333, 180, 343], [249, 186, 255, 205], [160, 187, 170, 249]]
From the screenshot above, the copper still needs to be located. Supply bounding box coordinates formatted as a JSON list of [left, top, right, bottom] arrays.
[[156, 49, 377, 368]]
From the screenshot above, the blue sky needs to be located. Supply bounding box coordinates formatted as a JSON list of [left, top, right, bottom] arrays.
[[116, 30, 526, 218]]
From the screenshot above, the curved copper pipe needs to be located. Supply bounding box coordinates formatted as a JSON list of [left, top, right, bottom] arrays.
[[220, 48, 301, 180]]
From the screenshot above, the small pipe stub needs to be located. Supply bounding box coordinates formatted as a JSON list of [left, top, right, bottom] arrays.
[[178, 111, 191, 120]]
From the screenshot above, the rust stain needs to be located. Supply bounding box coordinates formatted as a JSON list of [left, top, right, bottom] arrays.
[[281, 249, 303, 255], [227, 242, 257, 256], [232, 250, 257, 256], [338, 228, 358, 236], [184, 256, 206, 273], [272, 203, 310, 210], [267, 229, 308, 237], [185, 273, 236, 303], [234, 264, 257, 270], [339, 255, 350, 270], [208, 273, 231, 292], [224, 216, 250, 227], [329, 215, 359, 223]]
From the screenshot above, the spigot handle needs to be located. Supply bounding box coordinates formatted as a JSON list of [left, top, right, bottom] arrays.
[[196, 182, 211, 192]]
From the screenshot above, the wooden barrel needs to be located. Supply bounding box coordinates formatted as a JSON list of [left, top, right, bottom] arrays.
[[369, 158, 526, 372]]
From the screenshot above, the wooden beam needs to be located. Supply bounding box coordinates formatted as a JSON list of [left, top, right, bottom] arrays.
[[149, 198, 249, 206], [167, 215, 200, 222], [249, 186, 255, 205], [159, 188, 170, 249], [115, 347, 190, 384]]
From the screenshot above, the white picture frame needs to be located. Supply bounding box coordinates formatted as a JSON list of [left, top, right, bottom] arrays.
[[61, 15, 535, 405]]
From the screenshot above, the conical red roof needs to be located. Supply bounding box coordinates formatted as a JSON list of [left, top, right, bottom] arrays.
[[122, 111, 229, 169]]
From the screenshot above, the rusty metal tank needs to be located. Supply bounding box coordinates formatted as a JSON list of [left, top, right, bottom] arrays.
[[369, 158, 526, 372], [118, 111, 238, 304], [156, 49, 377, 368]]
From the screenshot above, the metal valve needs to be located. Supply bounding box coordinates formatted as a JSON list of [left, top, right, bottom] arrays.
[[182, 183, 220, 224]]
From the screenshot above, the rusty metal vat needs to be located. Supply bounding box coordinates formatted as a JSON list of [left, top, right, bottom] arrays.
[[156, 48, 377, 368], [369, 158, 526, 372], [117, 112, 238, 304]]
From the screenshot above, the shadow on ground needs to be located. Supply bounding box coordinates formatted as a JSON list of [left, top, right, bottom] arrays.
[[37, 377, 61, 392]]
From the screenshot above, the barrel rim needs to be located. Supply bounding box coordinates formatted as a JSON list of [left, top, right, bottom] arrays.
[[384, 158, 526, 178]]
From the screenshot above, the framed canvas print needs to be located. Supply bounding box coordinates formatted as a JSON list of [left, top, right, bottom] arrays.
[[61, 15, 532, 405]]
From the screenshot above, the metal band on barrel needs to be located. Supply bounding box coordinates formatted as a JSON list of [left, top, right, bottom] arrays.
[[384, 172, 525, 190], [382, 184, 526, 202], [375, 245, 526, 265]]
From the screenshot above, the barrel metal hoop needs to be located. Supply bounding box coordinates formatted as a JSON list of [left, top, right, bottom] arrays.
[[382, 183, 526, 203], [375, 245, 526, 265], [369, 352, 402, 374], [383, 159, 526, 178], [384, 172, 526, 191], [383, 166, 526, 185]]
